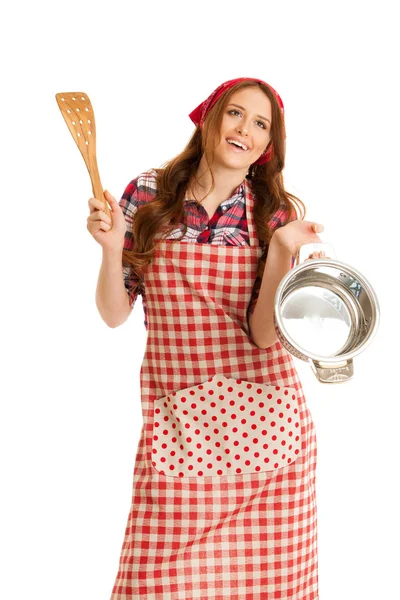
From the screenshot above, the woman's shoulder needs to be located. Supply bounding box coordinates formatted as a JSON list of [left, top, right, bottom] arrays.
[[120, 168, 159, 210], [268, 201, 298, 231], [135, 167, 159, 188]]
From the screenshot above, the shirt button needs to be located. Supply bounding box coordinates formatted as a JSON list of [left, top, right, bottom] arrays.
[[222, 206, 228, 211]]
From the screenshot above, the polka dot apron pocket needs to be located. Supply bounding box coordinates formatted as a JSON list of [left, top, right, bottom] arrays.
[[151, 374, 301, 477]]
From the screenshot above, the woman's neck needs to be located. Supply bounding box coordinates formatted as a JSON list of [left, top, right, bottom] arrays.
[[188, 155, 248, 203]]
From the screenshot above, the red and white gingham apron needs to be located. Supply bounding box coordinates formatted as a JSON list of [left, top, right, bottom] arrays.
[[111, 179, 318, 600]]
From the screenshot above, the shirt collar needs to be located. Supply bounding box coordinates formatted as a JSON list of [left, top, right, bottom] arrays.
[[184, 179, 246, 205]]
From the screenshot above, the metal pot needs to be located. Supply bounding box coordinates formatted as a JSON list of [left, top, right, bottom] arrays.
[[273, 242, 380, 383]]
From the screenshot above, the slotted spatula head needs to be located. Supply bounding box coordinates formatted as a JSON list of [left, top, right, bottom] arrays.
[[55, 92, 111, 217]]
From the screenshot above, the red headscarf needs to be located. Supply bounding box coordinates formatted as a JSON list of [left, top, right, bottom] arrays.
[[188, 77, 285, 166]]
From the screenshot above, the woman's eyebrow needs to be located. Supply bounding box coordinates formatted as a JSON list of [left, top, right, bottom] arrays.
[[227, 103, 271, 124]]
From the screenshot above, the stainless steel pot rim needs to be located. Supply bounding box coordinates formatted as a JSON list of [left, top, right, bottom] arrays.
[[274, 257, 380, 363]]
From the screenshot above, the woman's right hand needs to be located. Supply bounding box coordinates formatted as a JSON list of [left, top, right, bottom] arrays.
[[87, 190, 127, 252]]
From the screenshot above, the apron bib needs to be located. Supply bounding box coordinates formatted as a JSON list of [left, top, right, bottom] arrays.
[[111, 178, 318, 600]]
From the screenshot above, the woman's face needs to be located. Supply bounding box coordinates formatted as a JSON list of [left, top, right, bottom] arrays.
[[213, 87, 272, 169]]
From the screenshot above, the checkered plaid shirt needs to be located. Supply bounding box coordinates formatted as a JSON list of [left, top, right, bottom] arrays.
[[119, 169, 295, 329]]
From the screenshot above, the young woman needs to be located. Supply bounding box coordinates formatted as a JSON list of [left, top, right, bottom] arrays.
[[88, 77, 324, 600]]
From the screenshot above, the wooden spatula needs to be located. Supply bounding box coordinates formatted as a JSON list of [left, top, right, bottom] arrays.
[[55, 92, 112, 219]]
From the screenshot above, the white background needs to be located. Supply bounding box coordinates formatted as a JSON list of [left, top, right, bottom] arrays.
[[1, 1, 398, 598]]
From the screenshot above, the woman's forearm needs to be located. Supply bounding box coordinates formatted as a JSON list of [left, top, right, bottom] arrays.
[[95, 248, 132, 328], [248, 235, 293, 349]]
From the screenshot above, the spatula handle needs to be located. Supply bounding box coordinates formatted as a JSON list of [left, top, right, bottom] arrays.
[[87, 152, 111, 218]]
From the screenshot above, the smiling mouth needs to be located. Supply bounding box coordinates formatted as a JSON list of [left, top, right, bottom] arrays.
[[226, 138, 249, 151]]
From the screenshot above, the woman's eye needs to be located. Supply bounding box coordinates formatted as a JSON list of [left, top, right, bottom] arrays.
[[228, 110, 267, 130]]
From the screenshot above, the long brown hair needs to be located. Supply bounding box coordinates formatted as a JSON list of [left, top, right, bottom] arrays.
[[122, 80, 305, 294]]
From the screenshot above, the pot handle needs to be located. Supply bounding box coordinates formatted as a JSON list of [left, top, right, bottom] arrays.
[[310, 358, 354, 383], [297, 242, 337, 266]]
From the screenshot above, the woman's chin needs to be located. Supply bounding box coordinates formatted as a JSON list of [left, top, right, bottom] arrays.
[[217, 151, 254, 170]]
